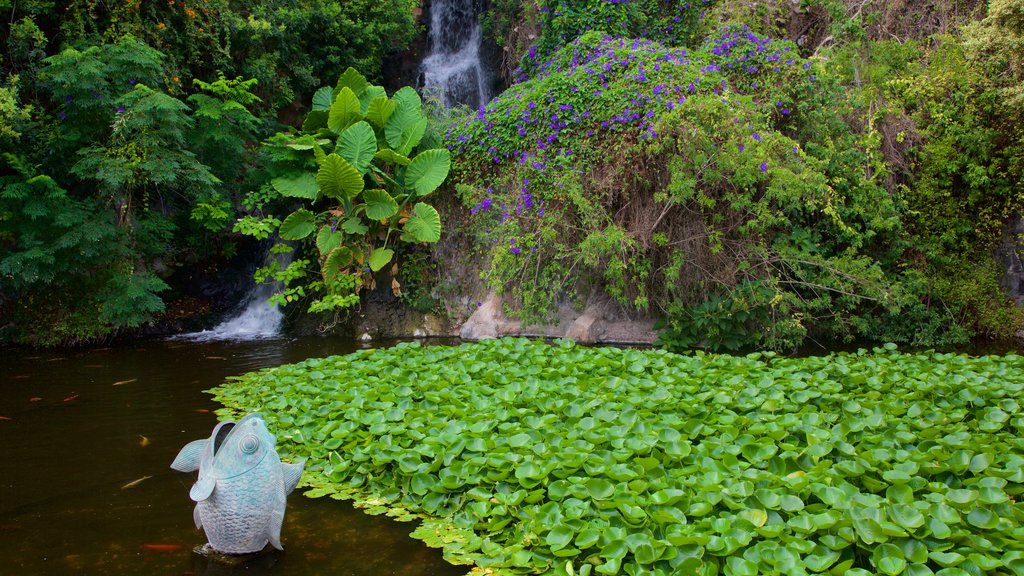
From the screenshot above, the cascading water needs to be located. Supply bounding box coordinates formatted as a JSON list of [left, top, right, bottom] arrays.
[[420, 0, 491, 108], [177, 250, 291, 341]]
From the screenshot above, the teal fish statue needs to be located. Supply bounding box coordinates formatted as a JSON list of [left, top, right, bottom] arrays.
[[171, 413, 304, 554]]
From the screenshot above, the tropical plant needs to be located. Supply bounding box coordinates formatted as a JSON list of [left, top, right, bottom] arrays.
[[239, 68, 451, 313]]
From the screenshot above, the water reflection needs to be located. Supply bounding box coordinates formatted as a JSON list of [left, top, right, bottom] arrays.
[[0, 337, 467, 576]]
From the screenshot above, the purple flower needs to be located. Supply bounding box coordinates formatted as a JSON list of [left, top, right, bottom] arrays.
[[511, 246, 521, 255], [752, 133, 762, 142], [116, 106, 126, 113], [759, 162, 768, 173]]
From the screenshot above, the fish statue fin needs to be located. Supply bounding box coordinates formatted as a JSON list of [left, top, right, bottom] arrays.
[[282, 461, 305, 495], [170, 439, 208, 472], [189, 477, 216, 502], [193, 505, 203, 529], [268, 494, 285, 550]]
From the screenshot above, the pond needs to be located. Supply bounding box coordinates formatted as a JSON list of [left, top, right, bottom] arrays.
[[0, 336, 469, 576]]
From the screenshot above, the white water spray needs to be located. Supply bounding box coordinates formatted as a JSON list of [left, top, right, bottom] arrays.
[[421, 0, 490, 108], [177, 250, 290, 341]]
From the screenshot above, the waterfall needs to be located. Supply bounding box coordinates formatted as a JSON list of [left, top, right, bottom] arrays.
[[177, 250, 290, 341], [420, 0, 491, 108]]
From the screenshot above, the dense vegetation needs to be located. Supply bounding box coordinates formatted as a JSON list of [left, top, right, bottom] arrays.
[[456, 0, 1024, 351], [0, 0, 419, 344], [213, 338, 1024, 575], [2, 0, 1023, 348]]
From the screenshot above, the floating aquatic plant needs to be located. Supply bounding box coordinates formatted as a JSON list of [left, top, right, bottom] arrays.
[[212, 339, 1024, 576]]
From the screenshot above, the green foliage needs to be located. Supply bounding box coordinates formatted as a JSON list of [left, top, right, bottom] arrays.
[[517, 0, 709, 79], [0, 157, 169, 344], [38, 35, 165, 152], [450, 29, 913, 350], [238, 68, 451, 314], [0, 77, 32, 144], [188, 72, 265, 187], [213, 338, 1024, 576]]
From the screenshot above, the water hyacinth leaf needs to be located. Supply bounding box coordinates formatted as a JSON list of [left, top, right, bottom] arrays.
[[317, 154, 364, 199], [966, 508, 999, 529], [725, 556, 758, 576], [906, 565, 936, 576], [405, 149, 451, 196], [586, 478, 615, 500], [546, 525, 575, 551], [334, 67, 368, 97], [889, 504, 926, 530], [279, 209, 315, 240], [363, 189, 399, 220], [366, 96, 397, 128], [338, 121, 377, 174], [374, 148, 411, 167], [328, 87, 362, 133], [368, 247, 394, 272], [401, 202, 441, 243], [316, 227, 344, 255], [872, 544, 907, 576], [272, 173, 318, 200], [312, 86, 334, 111]]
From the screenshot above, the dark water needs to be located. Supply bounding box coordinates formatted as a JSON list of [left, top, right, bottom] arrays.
[[0, 337, 469, 576]]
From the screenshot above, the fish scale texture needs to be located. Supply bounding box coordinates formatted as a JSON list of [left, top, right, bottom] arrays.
[[197, 457, 283, 554]]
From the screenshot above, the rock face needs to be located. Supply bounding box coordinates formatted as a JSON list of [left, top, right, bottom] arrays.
[[998, 215, 1024, 306], [460, 292, 658, 344]]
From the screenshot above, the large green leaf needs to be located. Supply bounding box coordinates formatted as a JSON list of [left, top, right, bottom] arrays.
[[401, 202, 442, 243], [323, 246, 353, 277], [341, 217, 368, 235], [391, 86, 422, 115], [338, 121, 377, 175], [328, 87, 362, 133], [396, 118, 427, 157], [271, 173, 318, 200], [334, 67, 368, 97], [405, 149, 451, 196], [385, 102, 427, 153], [279, 209, 315, 240], [317, 154, 364, 199], [366, 96, 396, 128], [312, 86, 334, 111], [368, 247, 394, 272], [362, 189, 399, 220], [302, 110, 328, 133], [316, 226, 344, 255], [373, 148, 411, 167], [358, 85, 387, 115]]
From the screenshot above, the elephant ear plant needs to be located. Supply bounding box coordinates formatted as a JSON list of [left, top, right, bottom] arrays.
[[240, 68, 450, 313]]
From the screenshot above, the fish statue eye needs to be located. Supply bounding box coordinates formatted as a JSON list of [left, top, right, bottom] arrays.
[[240, 434, 260, 454]]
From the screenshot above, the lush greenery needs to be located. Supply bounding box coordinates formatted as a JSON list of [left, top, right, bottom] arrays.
[[213, 338, 1024, 575], [0, 1, 422, 345], [234, 68, 450, 314], [3, 0, 1024, 348], [457, 0, 1024, 351]]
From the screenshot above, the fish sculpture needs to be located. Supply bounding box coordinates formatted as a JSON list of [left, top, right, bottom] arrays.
[[171, 413, 304, 554]]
